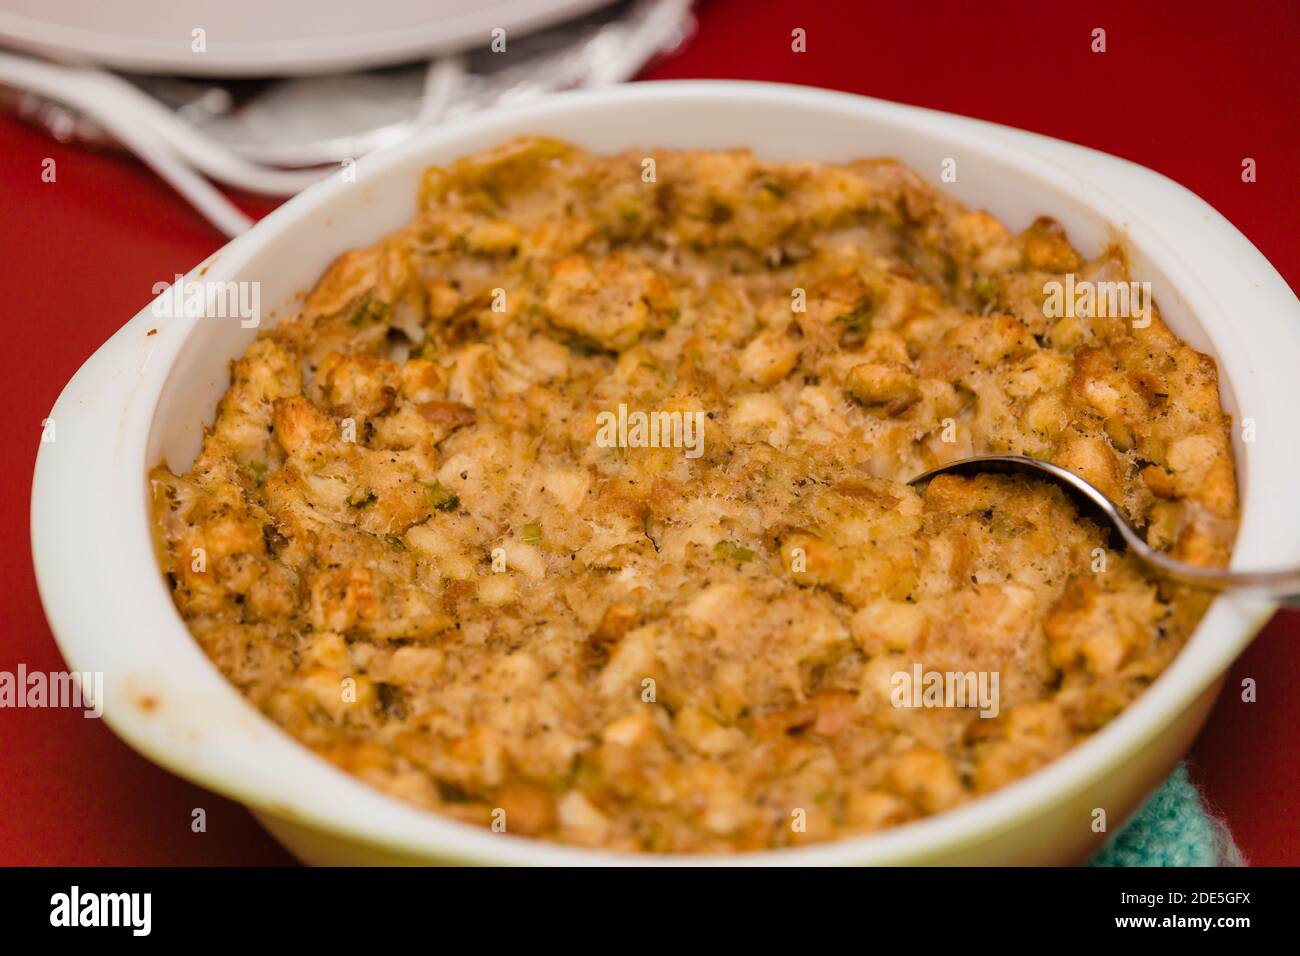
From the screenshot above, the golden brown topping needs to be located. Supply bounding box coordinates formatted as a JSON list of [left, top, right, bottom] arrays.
[[152, 138, 1236, 854]]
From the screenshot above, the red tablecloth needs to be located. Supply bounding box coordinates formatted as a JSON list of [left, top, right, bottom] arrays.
[[2, 0, 1296, 865]]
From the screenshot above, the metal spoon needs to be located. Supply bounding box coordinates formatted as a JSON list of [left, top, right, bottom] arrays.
[[909, 454, 1300, 605]]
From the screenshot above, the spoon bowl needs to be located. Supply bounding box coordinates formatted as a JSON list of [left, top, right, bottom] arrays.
[[910, 454, 1299, 603]]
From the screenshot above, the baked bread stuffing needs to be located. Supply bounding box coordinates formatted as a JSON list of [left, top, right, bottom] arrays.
[[151, 137, 1238, 853]]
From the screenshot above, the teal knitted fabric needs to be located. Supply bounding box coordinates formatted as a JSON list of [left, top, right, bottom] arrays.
[[1090, 763, 1245, 867]]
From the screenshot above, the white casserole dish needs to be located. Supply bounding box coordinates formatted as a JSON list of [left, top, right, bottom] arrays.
[[31, 81, 1300, 865]]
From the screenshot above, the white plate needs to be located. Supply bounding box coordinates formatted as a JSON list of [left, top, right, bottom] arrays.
[[31, 82, 1300, 865], [0, 0, 615, 76]]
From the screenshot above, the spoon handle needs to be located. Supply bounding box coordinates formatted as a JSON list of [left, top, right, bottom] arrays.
[[1130, 547, 1300, 606]]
